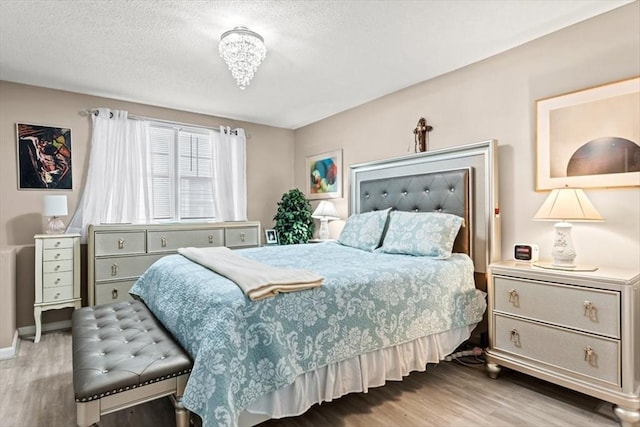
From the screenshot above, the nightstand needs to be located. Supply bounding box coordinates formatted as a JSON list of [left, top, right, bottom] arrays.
[[486, 261, 640, 427], [34, 233, 81, 343]]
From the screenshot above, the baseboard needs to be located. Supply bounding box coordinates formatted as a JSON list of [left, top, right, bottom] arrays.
[[18, 320, 72, 339], [0, 330, 20, 360]]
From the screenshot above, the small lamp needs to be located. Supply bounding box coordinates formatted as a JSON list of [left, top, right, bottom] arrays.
[[533, 187, 603, 269], [312, 201, 339, 240], [43, 195, 68, 234]]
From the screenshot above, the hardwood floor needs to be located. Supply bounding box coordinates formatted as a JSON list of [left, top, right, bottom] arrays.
[[0, 330, 619, 427]]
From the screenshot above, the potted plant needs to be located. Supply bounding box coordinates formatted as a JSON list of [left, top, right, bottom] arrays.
[[273, 188, 315, 245]]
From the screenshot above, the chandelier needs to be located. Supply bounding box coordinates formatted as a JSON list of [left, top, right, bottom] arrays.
[[219, 26, 267, 90]]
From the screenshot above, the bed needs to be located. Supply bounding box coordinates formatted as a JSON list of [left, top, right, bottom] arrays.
[[129, 140, 500, 426]]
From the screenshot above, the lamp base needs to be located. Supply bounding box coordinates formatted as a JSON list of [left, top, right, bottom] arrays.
[[550, 221, 576, 268], [318, 219, 330, 240], [46, 216, 66, 234]]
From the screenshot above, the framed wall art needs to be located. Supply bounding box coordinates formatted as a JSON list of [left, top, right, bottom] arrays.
[[536, 76, 639, 190], [17, 122, 73, 190], [306, 149, 342, 199]]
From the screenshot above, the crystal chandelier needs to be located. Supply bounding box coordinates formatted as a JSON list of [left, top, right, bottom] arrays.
[[219, 26, 267, 90]]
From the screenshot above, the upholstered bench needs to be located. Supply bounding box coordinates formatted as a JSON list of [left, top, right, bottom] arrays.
[[72, 300, 193, 427]]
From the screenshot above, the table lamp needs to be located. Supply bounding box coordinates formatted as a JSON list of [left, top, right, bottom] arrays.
[[43, 195, 68, 234], [533, 187, 603, 269], [312, 201, 339, 240]]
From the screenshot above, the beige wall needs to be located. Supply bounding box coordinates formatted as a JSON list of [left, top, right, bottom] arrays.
[[1, 3, 639, 332], [294, 3, 640, 270], [0, 82, 294, 328]]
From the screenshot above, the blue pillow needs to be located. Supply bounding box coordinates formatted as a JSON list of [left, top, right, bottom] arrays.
[[337, 208, 391, 252], [378, 211, 463, 259]]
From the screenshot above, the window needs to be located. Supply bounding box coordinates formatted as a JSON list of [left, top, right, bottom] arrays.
[[148, 123, 215, 221]]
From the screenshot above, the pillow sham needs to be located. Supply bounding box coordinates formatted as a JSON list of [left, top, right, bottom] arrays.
[[377, 211, 463, 259], [337, 208, 391, 252]]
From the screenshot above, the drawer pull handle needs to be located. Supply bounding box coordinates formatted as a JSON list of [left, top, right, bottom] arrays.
[[509, 328, 521, 347], [584, 346, 596, 365], [54, 241, 61, 247], [55, 278, 61, 284], [161, 236, 167, 247], [111, 264, 119, 276], [112, 289, 119, 300], [583, 301, 596, 320], [54, 253, 61, 259], [54, 292, 60, 299], [508, 289, 519, 305], [208, 235, 214, 244], [240, 232, 245, 242], [118, 239, 125, 249], [54, 265, 60, 271]]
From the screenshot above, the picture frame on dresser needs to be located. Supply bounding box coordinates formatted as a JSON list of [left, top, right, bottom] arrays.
[[264, 229, 278, 245]]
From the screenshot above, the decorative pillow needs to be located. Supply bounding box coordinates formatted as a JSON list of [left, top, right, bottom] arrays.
[[378, 211, 464, 259], [337, 208, 391, 252]]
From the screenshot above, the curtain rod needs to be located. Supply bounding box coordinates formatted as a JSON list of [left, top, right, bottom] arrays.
[[79, 108, 246, 136]]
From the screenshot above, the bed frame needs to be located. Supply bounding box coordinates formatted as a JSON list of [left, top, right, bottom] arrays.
[[237, 140, 500, 426]]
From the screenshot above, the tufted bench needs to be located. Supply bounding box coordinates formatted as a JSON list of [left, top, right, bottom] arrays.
[[72, 300, 193, 427]]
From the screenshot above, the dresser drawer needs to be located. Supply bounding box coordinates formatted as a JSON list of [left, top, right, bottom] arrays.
[[43, 237, 75, 250], [42, 248, 73, 262], [43, 285, 74, 302], [147, 229, 224, 252], [42, 259, 73, 274], [494, 276, 620, 338], [494, 314, 620, 387], [42, 271, 73, 288], [225, 227, 259, 247], [94, 231, 146, 256], [94, 254, 164, 282], [95, 280, 136, 305]]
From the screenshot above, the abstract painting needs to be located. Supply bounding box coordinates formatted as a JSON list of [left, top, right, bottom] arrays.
[[17, 123, 72, 189], [306, 149, 342, 199]]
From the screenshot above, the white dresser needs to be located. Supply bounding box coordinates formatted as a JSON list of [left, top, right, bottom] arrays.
[[34, 233, 81, 343], [486, 261, 640, 427], [87, 222, 261, 306]]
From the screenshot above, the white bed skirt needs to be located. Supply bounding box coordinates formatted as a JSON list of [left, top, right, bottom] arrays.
[[238, 323, 476, 426]]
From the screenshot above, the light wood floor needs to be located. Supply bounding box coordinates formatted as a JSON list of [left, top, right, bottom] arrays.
[[0, 330, 619, 427]]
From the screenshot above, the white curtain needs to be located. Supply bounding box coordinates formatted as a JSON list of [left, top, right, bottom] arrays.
[[67, 108, 151, 240], [212, 126, 247, 221]]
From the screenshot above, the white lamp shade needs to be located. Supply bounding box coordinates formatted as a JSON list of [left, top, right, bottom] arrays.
[[533, 188, 603, 222], [43, 195, 68, 217], [312, 201, 338, 220]]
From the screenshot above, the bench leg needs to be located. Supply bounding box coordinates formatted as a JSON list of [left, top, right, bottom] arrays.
[[171, 394, 190, 427], [76, 400, 100, 427]]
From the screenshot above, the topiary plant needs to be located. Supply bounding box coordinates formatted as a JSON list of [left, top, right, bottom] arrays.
[[273, 188, 315, 245]]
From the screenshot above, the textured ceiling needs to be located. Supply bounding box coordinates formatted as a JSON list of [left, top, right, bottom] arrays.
[[0, 0, 631, 129]]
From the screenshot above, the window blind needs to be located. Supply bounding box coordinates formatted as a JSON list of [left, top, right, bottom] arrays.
[[148, 124, 215, 221]]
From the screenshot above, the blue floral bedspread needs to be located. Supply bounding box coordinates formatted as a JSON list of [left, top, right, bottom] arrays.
[[129, 242, 485, 426]]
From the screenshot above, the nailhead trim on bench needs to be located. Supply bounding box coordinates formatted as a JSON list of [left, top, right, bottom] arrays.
[[75, 368, 193, 402]]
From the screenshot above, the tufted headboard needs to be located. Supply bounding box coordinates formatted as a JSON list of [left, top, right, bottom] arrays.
[[358, 168, 471, 256], [349, 140, 500, 275]]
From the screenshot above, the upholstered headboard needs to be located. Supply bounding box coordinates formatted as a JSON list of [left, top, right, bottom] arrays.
[[358, 168, 471, 256], [350, 140, 500, 275]]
